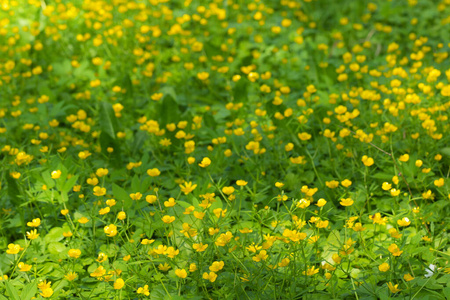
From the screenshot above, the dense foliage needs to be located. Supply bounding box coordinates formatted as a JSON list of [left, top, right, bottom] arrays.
[[0, 0, 449, 299]]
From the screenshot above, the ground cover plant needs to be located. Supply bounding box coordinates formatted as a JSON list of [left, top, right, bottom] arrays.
[[0, 0, 449, 299]]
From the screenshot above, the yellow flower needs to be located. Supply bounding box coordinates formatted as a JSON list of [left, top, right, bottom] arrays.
[[209, 261, 224, 272], [63, 231, 73, 238], [202, 271, 218, 282], [164, 197, 176, 207], [104, 224, 118, 237], [389, 228, 402, 239], [403, 273, 414, 282], [193, 243, 208, 252], [78, 217, 89, 224], [179, 181, 197, 195], [222, 186, 235, 195], [397, 217, 411, 227], [146, 195, 157, 204], [96, 252, 108, 263], [325, 180, 339, 188], [51, 170, 61, 179], [27, 218, 41, 227], [387, 282, 401, 293], [341, 179, 352, 187], [147, 168, 161, 177], [175, 269, 188, 279], [137, 285, 150, 296], [117, 211, 126, 220], [316, 220, 329, 228], [90, 266, 106, 277], [93, 186, 106, 196], [151, 93, 163, 101], [298, 132, 312, 141], [38, 280, 52, 290], [370, 213, 388, 225], [68, 249, 81, 259], [236, 180, 248, 186], [99, 207, 110, 215], [316, 198, 327, 207], [340, 198, 354, 207], [253, 250, 269, 262], [114, 278, 125, 289], [378, 262, 390, 272], [162, 215, 175, 224], [6, 243, 21, 254], [10, 171, 21, 179], [390, 188, 401, 196], [78, 150, 91, 159], [197, 72, 210, 80], [215, 231, 233, 246], [40, 288, 54, 298], [275, 182, 284, 188], [388, 244, 403, 256], [96, 168, 109, 177], [382, 182, 392, 191], [198, 157, 211, 168], [296, 198, 310, 209], [65, 272, 78, 281], [189, 263, 197, 272], [361, 155, 374, 166], [158, 263, 171, 272], [194, 211, 205, 220], [303, 266, 320, 276], [434, 178, 444, 187], [130, 192, 142, 200], [26, 229, 39, 240], [61, 209, 69, 216], [399, 154, 409, 162], [18, 262, 32, 272], [392, 176, 399, 184], [352, 223, 366, 232]]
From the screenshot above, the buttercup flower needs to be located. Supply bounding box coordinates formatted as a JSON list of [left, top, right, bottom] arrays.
[[198, 157, 211, 168]]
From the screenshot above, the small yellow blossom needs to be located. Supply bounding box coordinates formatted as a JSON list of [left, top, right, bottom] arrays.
[[378, 262, 390, 272], [236, 180, 248, 186], [397, 217, 411, 227], [175, 269, 188, 279], [114, 278, 125, 289], [27, 218, 41, 227], [340, 198, 354, 206], [198, 157, 211, 168], [51, 170, 61, 179], [387, 282, 401, 293]]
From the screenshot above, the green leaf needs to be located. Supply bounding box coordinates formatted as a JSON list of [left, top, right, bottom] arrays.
[[6, 175, 20, 204], [99, 101, 117, 139], [112, 183, 132, 209], [5, 280, 20, 300], [44, 227, 64, 243], [61, 175, 79, 193], [21, 280, 37, 300], [47, 242, 66, 255], [441, 147, 450, 158], [159, 91, 180, 124]]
